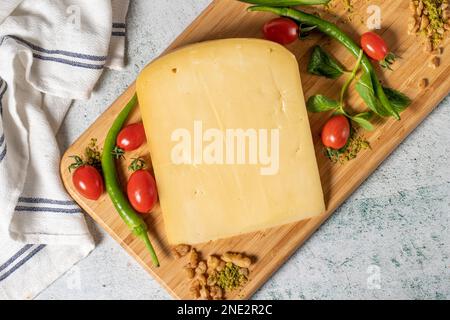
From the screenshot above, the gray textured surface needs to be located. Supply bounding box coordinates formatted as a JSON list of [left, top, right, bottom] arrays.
[[37, 0, 449, 300]]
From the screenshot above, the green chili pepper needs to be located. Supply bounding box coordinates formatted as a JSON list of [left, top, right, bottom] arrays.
[[240, 0, 331, 6], [101, 93, 159, 267], [247, 5, 400, 120]]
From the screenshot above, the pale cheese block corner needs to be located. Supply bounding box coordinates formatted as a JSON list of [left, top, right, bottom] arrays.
[[137, 38, 325, 245]]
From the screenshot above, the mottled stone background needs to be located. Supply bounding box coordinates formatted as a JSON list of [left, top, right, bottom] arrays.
[[37, 0, 449, 299]]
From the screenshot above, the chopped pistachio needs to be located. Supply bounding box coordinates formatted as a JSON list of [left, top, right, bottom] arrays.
[[216, 262, 248, 291], [325, 129, 371, 164]]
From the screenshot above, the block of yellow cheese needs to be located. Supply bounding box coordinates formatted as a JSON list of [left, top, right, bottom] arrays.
[[137, 38, 324, 244]]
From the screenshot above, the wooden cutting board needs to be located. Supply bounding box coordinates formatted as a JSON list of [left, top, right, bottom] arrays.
[[60, 0, 450, 299]]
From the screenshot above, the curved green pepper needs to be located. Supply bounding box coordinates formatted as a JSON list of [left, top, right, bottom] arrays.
[[248, 5, 400, 120], [240, 0, 331, 6], [101, 93, 159, 267]]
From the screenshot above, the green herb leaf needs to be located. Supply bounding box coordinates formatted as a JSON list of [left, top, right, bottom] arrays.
[[355, 71, 390, 117], [351, 112, 375, 131], [383, 87, 411, 113], [307, 46, 345, 79], [306, 94, 340, 113], [356, 72, 403, 119]]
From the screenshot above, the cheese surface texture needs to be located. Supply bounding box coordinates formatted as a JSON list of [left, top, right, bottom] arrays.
[[137, 39, 324, 244]]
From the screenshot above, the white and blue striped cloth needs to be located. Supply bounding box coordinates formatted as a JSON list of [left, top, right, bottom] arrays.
[[0, 0, 129, 299]]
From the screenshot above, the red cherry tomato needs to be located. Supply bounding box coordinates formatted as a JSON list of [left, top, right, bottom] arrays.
[[116, 122, 146, 151], [321, 115, 350, 150], [360, 32, 388, 61], [72, 165, 104, 200], [262, 17, 299, 45], [127, 170, 158, 214]]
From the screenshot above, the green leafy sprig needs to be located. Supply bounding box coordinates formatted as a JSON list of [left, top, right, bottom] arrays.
[[307, 49, 375, 131], [307, 46, 345, 79], [245, 4, 411, 121]]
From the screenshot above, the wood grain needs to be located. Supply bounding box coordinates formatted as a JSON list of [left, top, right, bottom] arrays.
[[60, 0, 450, 299]]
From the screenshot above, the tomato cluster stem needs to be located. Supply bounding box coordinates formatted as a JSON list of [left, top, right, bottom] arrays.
[[339, 49, 363, 110]]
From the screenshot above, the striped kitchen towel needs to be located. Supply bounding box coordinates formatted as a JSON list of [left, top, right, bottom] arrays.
[[0, 0, 130, 299]]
